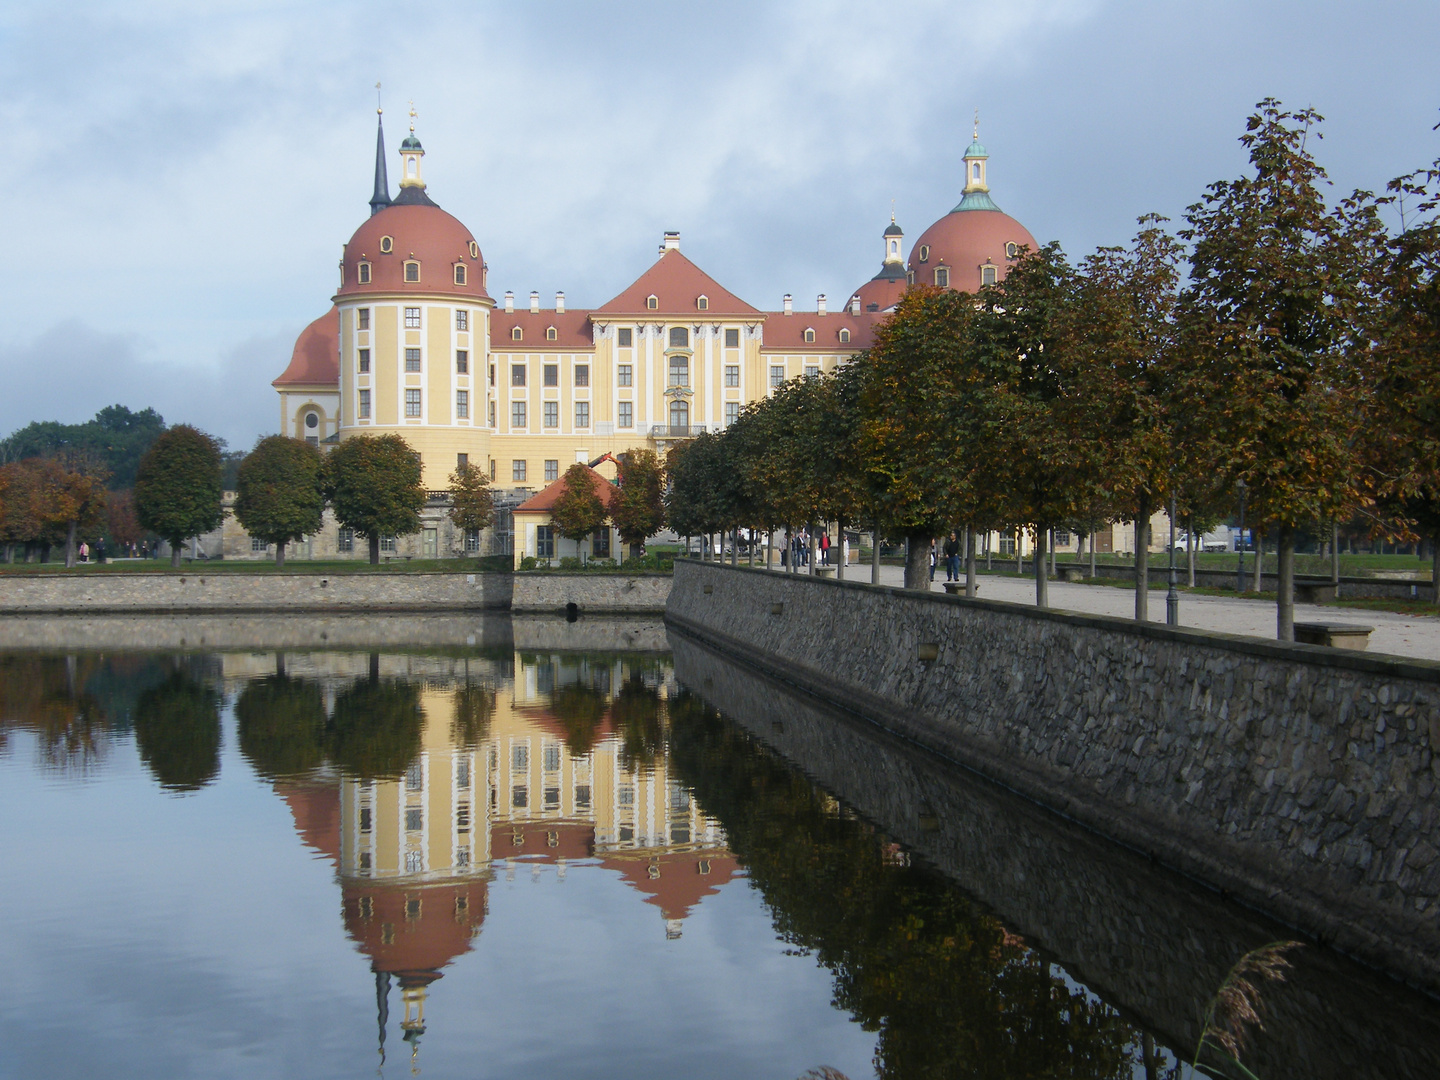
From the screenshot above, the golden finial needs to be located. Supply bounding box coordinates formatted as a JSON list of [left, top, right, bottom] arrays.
[[973, 108, 980, 140], [408, 100, 417, 133], [376, 81, 382, 115], [890, 198, 896, 223]]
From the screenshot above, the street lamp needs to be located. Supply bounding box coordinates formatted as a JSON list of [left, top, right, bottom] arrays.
[[1236, 479, 1248, 593], [1166, 491, 1179, 625]]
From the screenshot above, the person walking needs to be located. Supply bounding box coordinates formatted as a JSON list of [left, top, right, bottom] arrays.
[[944, 532, 960, 582]]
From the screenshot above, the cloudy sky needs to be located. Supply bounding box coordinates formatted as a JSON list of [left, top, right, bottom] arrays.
[[1, 0, 1437, 448]]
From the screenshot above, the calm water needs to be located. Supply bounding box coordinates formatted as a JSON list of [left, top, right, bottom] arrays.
[[1, 617, 1437, 1079]]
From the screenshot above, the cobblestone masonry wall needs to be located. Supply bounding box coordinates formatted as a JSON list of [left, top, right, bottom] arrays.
[[666, 560, 1440, 994], [510, 572, 671, 614], [670, 634, 1440, 1079]]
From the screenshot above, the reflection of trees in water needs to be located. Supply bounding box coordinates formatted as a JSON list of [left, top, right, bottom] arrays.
[[235, 674, 328, 780], [609, 672, 666, 771], [549, 681, 609, 756], [451, 683, 495, 749], [0, 655, 110, 771], [133, 667, 222, 792], [326, 675, 425, 781], [666, 695, 1136, 1080]]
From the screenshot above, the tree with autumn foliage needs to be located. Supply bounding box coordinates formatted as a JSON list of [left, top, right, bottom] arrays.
[[549, 463, 609, 555], [1178, 100, 1377, 640], [323, 433, 426, 564], [447, 459, 495, 548], [0, 456, 109, 566], [613, 448, 666, 560], [233, 435, 326, 566], [134, 425, 224, 568]]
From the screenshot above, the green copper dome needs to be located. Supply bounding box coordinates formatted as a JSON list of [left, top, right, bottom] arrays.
[[964, 138, 987, 159], [400, 133, 423, 152]]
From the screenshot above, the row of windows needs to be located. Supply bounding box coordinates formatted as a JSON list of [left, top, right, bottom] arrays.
[[355, 389, 469, 419], [533, 524, 611, 558], [906, 264, 998, 288], [357, 347, 469, 374], [913, 241, 1020, 265], [356, 307, 470, 331], [508, 402, 591, 428], [354, 260, 470, 286], [509, 363, 590, 387]]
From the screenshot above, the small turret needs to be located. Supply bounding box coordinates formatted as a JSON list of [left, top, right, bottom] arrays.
[[399, 104, 426, 190]]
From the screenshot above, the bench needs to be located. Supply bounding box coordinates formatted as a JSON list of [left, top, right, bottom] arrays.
[[941, 581, 979, 596], [1294, 581, 1338, 603], [1293, 623, 1374, 650], [814, 567, 836, 578]]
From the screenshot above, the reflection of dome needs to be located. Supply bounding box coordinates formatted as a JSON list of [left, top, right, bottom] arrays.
[[341, 879, 487, 979], [602, 848, 740, 929]]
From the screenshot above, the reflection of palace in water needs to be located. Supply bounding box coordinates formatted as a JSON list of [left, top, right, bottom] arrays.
[[229, 649, 737, 1063]]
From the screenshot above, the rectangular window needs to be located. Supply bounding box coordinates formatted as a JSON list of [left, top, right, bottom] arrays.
[[618, 364, 632, 387], [536, 525, 554, 558], [576, 785, 591, 811], [358, 348, 370, 373], [490, 459, 496, 480], [618, 401, 633, 428], [405, 389, 422, 417], [380, 535, 396, 553], [669, 355, 689, 387], [724, 364, 739, 387], [543, 364, 558, 387], [456, 390, 469, 419], [251, 537, 266, 552], [456, 801, 471, 829], [358, 389, 371, 419], [669, 326, 688, 348], [618, 327, 633, 348], [770, 365, 785, 387], [543, 743, 562, 772], [981, 265, 997, 286], [512, 745, 528, 771], [725, 327, 740, 348], [456, 309, 469, 331], [512, 459, 527, 482], [544, 787, 561, 809], [545, 460, 559, 482], [489, 364, 496, 386], [574, 365, 589, 387], [405, 808, 423, 832], [935, 267, 950, 288], [543, 401, 559, 428], [456, 349, 468, 374], [405, 348, 421, 372], [465, 529, 480, 552], [512, 787, 528, 809], [512, 364, 526, 386], [457, 453, 468, 470], [575, 401, 590, 428], [358, 263, 371, 284], [404, 307, 421, 328], [359, 806, 371, 832], [406, 762, 423, 791], [488, 401, 495, 426], [592, 528, 610, 557], [805, 365, 820, 380], [725, 402, 739, 425], [511, 402, 526, 428], [338, 527, 354, 553], [358, 308, 370, 331]]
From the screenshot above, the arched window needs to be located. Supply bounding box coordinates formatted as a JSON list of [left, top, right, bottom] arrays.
[[669, 326, 688, 348], [646, 295, 659, 310], [889, 240, 898, 256], [697, 296, 709, 311], [981, 264, 998, 286], [454, 264, 467, 285], [803, 328, 816, 343], [511, 326, 523, 341], [546, 326, 557, 341], [839, 328, 851, 344], [669, 399, 689, 433], [972, 162, 982, 180], [404, 261, 420, 282]]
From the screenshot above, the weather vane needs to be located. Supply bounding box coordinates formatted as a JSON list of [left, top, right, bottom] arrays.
[[409, 100, 418, 133], [376, 81, 382, 115], [973, 108, 980, 139]]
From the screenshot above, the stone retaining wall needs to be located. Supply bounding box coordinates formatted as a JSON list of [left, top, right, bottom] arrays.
[[511, 572, 671, 614], [666, 560, 1440, 994]]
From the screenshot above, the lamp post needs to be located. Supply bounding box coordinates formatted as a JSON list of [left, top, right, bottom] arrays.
[[1166, 492, 1179, 625], [1236, 480, 1248, 593]]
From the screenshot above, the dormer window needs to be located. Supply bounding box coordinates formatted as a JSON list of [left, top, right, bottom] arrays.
[[404, 261, 420, 282], [358, 262, 371, 284], [838, 328, 851, 344], [511, 326, 523, 341], [934, 267, 950, 288], [918, 245, 930, 262], [380, 236, 394, 254], [454, 264, 467, 285], [803, 328, 816, 343], [468, 240, 480, 259], [1005, 241, 1019, 259], [646, 295, 658, 310], [546, 326, 557, 341], [981, 264, 998, 286], [697, 295, 709, 311], [669, 326, 688, 348]]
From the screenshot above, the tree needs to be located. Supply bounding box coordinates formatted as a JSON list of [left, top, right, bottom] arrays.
[[324, 434, 425, 564], [133, 667, 222, 792], [613, 449, 666, 560], [1178, 101, 1375, 640], [233, 435, 325, 566], [448, 460, 495, 550], [105, 489, 144, 553], [326, 675, 424, 780], [134, 425, 224, 567], [0, 405, 166, 489], [550, 463, 609, 555], [235, 674, 327, 779]]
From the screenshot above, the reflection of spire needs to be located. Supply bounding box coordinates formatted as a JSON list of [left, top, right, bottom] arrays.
[[375, 970, 390, 1067]]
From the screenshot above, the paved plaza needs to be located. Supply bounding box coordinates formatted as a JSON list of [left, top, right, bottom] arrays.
[[802, 562, 1440, 663]]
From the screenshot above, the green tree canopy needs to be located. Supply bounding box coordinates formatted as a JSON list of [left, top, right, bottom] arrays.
[[550, 463, 609, 546], [134, 424, 224, 567], [0, 405, 165, 490], [324, 433, 426, 564], [133, 668, 222, 792], [613, 449, 667, 559], [326, 675, 425, 780], [233, 435, 326, 566], [235, 674, 328, 779], [448, 460, 495, 542]]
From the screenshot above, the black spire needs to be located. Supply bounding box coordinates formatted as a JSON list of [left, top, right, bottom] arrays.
[[369, 111, 391, 216]]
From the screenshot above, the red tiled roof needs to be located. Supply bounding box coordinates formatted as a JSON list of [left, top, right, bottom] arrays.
[[595, 249, 760, 316], [337, 202, 491, 302], [489, 308, 595, 350], [273, 306, 340, 388], [602, 849, 741, 922], [760, 311, 879, 351], [515, 465, 622, 514]]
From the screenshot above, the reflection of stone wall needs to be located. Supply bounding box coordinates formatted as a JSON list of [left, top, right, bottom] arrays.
[[666, 561, 1440, 994], [670, 634, 1440, 1080]]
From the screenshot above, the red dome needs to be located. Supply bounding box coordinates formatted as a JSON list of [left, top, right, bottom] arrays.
[[338, 201, 490, 301], [851, 268, 907, 314], [907, 209, 1037, 293], [273, 306, 339, 387]]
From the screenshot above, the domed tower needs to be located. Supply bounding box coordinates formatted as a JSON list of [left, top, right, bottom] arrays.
[[334, 107, 494, 487], [848, 214, 909, 314], [907, 121, 1037, 293]]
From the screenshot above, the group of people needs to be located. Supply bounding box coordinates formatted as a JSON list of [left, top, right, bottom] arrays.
[[779, 528, 833, 568], [929, 532, 962, 582]]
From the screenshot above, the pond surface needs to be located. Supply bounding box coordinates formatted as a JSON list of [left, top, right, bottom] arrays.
[[1, 617, 1437, 1079]]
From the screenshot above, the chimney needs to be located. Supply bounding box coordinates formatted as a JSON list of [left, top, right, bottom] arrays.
[[661, 231, 681, 253], [529, 290, 540, 314], [817, 294, 827, 316], [555, 291, 565, 314], [849, 296, 860, 315], [783, 294, 793, 315], [504, 291, 514, 313]]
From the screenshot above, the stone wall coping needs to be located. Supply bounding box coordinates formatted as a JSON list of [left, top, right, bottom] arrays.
[[687, 560, 1440, 683]]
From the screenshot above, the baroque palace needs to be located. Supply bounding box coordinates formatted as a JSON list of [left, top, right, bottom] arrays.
[[240, 109, 1037, 561]]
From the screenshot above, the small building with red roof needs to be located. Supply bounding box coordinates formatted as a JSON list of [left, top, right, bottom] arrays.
[[512, 462, 623, 564]]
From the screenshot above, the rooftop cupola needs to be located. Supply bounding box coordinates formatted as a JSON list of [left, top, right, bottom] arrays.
[[955, 114, 1002, 212], [882, 212, 904, 264], [399, 103, 426, 189]]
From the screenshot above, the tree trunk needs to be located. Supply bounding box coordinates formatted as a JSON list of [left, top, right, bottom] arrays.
[[1089, 534, 1096, 578], [903, 531, 930, 590], [964, 526, 977, 597], [1134, 493, 1151, 622], [1186, 517, 1196, 587], [1034, 525, 1049, 608], [835, 519, 845, 580], [1048, 527, 1056, 577], [1252, 526, 1264, 592], [1014, 530, 1022, 574], [276, 541, 286, 568], [1432, 533, 1439, 606], [170, 541, 182, 569], [1077, 531, 1086, 574], [766, 529, 774, 570], [871, 525, 881, 584], [985, 530, 992, 571], [369, 533, 381, 565], [1333, 522, 1342, 588], [1277, 524, 1296, 642], [807, 525, 818, 575], [65, 520, 77, 569], [731, 529, 739, 566]]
